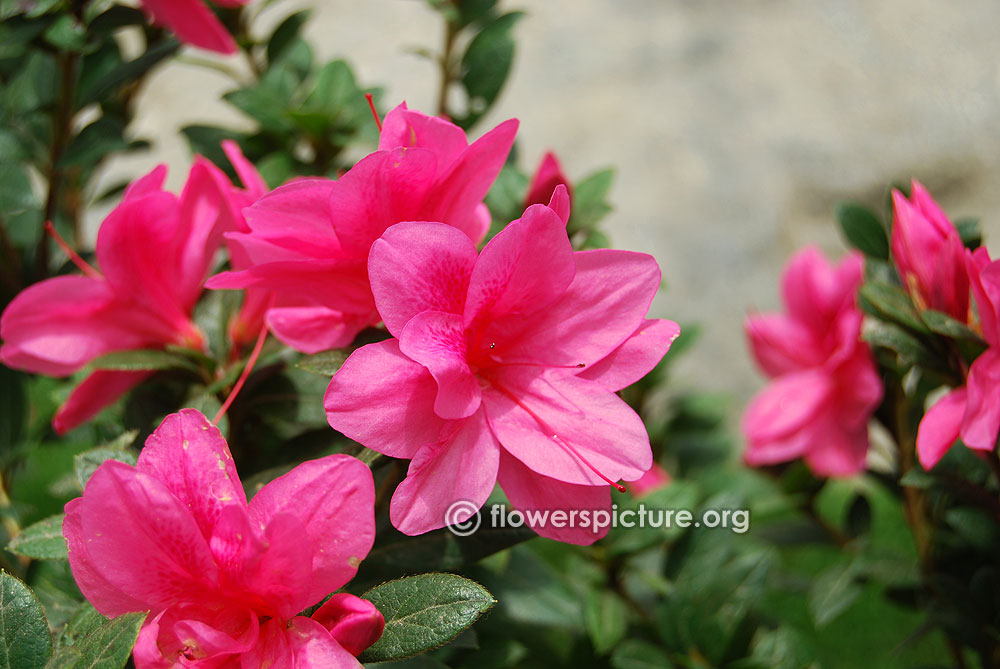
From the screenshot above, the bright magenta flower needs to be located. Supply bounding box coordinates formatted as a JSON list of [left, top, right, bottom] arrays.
[[523, 151, 571, 210], [891, 180, 970, 322], [140, 0, 248, 55], [743, 247, 882, 476], [64, 409, 381, 667], [208, 103, 518, 354], [916, 248, 1000, 468], [0, 161, 234, 433], [324, 188, 679, 545]]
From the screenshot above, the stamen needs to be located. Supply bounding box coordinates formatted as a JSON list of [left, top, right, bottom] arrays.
[[491, 382, 626, 492], [45, 221, 102, 280], [365, 93, 382, 132], [213, 322, 269, 426]]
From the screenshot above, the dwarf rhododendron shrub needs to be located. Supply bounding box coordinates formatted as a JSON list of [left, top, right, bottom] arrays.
[[209, 103, 518, 353], [64, 409, 381, 667], [742, 246, 883, 476], [325, 188, 679, 544]]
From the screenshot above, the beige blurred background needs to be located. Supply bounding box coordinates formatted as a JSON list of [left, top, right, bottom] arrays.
[[98, 0, 1000, 409]]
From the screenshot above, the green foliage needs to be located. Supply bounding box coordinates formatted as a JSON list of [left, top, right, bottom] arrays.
[[836, 202, 889, 259], [0, 571, 52, 668], [45, 610, 145, 669], [7, 515, 66, 560]]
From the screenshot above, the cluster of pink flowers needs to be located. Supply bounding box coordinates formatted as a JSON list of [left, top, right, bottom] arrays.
[[743, 247, 883, 476]]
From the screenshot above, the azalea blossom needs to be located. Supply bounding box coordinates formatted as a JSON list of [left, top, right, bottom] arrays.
[[208, 103, 518, 354], [523, 151, 571, 210], [742, 246, 883, 476], [140, 0, 248, 55], [64, 409, 381, 667], [891, 180, 970, 322], [324, 187, 679, 545], [0, 160, 235, 433], [629, 463, 672, 497], [916, 248, 1000, 468]]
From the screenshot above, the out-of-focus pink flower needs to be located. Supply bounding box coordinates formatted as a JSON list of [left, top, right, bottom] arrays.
[[64, 409, 381, 668], [629, 463, 672, 496], [916, 248, 1000, 468], [0, 161, 234, 433], [523, 151, 571, 210], [208, 103, 518, 354], [325, 187, 679, 545], [742, 247, 883, 476], [891, 180, 970, 322], [140, 0, 249, 55]]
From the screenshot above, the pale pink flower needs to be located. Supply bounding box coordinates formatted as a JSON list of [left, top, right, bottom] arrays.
[[743, 247, 883, 476], [64, 409, 381, 667], [140, 0, 249, 55], [324, 188, 679, 545], [0, 161, 234, 433], [916, 248, 1000, 468], [208, 103, 518, 354], [523, 151, 571, 210], [891, 180, 970, 322]]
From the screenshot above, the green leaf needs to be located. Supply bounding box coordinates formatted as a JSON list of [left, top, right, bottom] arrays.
[[859, 282, 927, 334], [7, 515, 67, 560], [0, 367, 26, 455], [808, 563, 861, 628], [267, 10, 311, 67], [568, 168, 614, 233], [0, 571, 52, 668], [585, 590, 628, 655], [77, 40, 179, 105], [459, 12, 523, 126], [836, 202, 888, 259], [363, 525, 534, 576], [0, 163, 36, 215], [54, 603, 104, 651], [223, 66, 297, 133], [47, 611, 146, 669], [74, 436, 138, 490], [860, 320, 937, 369], [921, 309, 983, 342], [86, 349, 200, 374], [43, 15, 86, 51], [295, 349, 349, 376], [955, 217, 981, 250], [59, 118, 128, 169], [360, 573, 496, 662], [610, 639, 674, 669]]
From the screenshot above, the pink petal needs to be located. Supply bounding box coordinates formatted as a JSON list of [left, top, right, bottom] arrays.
[[54, 370, 152, 435], [463, 203, 575, 328], [802, 414, 869, 477], [63, 498, 149, 618], [524, 152, 571, 210], [390, 408, 500, 536], [961, 348, 1000, 451], [123, 164, 167, 201], [140, 0, 239, 54], [629, 463, 672, 497], [221, 140, 268, 200], [497, 450, 612, 545], [578, 319, 680, 391], [422, 119, 518, 243], [378, 103, 468, 167], [969, 248, 1000, 346], [829, 338, 883, 427], [267, 304, 374, 354], [311, 593, 385, 657], [741, 369, 833, 463], [236, 179, 341, 261], [495, 249, 661, 369], [546, 184, 571, 226], [325, 339, 450, 459], [174, 158, 231, 310], [368, 221, 478, 337], [745, 313, 824, 377], [77, 461, 219, 612], [134, 605, 259, 666], [399, 311, 481, 419], [917, 387, 968, 469], [0, 276, 140, 376], [781, 246, 861, 334], [483, 369, 651, 486], [136, 409, 247, 541], [248, 454, 376, 607], [243, 617, 360, 669]]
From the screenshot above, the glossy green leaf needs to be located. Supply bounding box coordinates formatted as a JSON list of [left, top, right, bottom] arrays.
[[86, 349, 200, 374], [955, 217, 981, 250], [0, 571, 52, 668], [46, 611, 146, 669], [7, 515, 67, 560], [585, 590, 628, 655], [808, 563, 861, 628], [295, 349, 349, 376], [836, 202, 888, 259], [921, 309, 983, 342], [859, 282, 928, 334], [610, 639, 674, 669], [74, 438, 138, 490], [267, 10, 312, 67], [360, 573, 496, 662], [459, 12, 523, 126], [568, 168, 614, 233]]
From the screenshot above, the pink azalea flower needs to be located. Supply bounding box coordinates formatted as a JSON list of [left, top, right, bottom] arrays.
[[208, 103, 518, 354], [523, 151, 571, 210], [916, 248, 1000, 468], [64, 409, 381, 667], [891, 180, 970, 322], [742, 246, 883, 476], [140, 0, 249, 55], [0, 161, 234, 433], [324, 187, 680, 545], [629, 463, 672, 497]]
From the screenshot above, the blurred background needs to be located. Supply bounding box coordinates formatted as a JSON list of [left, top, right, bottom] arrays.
[[99, 0, 1000, 409]]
